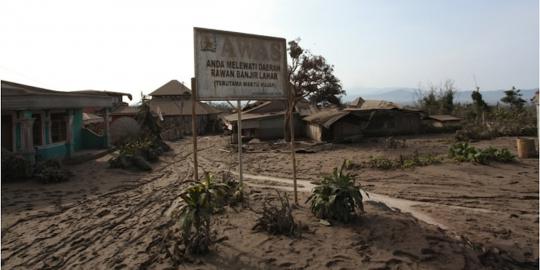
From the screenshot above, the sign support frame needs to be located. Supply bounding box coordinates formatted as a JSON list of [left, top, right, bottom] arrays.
[[191, 78, 199, 182], [237, 100, 244, 190]]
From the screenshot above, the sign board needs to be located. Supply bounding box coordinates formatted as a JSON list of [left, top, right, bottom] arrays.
[[194, 27, 287, 100]]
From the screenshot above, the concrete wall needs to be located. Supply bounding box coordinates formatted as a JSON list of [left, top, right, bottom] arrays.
[[36, 143, 68, 160]]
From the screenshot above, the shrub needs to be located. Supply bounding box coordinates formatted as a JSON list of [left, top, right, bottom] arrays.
[[448, 143, 515, 164], [1, 149, 32, 182], [368, 156, 396, 170], [176, 173, 233, 256], [34, 160, 73, 183], [364, 152, 441, 170], [307, 160, 365, 223], [108, 135, 170, 171], [253, 190, 301, 236], [218, 171, 244, 206]]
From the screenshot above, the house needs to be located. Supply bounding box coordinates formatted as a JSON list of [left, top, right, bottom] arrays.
[[424, 114, 462, 128], [303, 109, 364, 142], [223, 99, 318, 142], [147, 80, 222, 137], [1, 80, 116, 162], [346, 100, 423, 136]]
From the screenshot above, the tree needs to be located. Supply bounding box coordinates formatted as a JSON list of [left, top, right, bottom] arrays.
[[440, 80, 456, 114], [500, 86, 526, 111], [284, 39, 345, 140], [471, 86, 489, 123], [415, 79, 457, 115]]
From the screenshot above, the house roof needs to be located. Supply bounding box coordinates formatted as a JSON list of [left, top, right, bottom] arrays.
[[111, 105, 140, 116], [149, 80, 191, 96], [242, 98, 319, 116], [83, 112, 104, 124], [303, 109, 350, 129], [224, 111, 285, 122], [350, 97, 365, 107], [427, 114, 461, 122], [148, 99, 220, 116], [1, 80, 113, 110], [358, 100, 401, 110], [74, 90, 133, 100]]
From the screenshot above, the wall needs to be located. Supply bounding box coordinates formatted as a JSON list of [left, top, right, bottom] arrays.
[[81, 128, 107, 149], [354, 110, 422, 137], [305, 123, 323, 142], [36, 142, 67, 160], [71, 109, 83, 151]]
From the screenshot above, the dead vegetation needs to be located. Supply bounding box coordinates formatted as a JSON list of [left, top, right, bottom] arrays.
[[252, 190, 302, 237]]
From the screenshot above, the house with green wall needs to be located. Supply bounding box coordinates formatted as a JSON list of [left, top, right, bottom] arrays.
[[1, 80, 117, 163]]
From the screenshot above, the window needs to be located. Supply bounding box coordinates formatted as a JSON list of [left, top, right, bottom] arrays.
[[51, 113, 67, 143]]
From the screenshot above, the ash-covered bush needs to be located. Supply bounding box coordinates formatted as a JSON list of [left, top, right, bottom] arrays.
[[307, 160, 365, 223], [253, 190, 301, 237]]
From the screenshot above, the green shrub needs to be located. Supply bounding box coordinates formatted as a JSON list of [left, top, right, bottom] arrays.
[[307, 160, 365, 223], [368, 157, 395, 170], [177, 175, 221, 255], [448, 143, 515, 164]]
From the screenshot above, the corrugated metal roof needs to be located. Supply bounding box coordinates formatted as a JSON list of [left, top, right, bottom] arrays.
[[303, 109, 350, 129], [427, 115, 461, 122], [75, 90, 133, 100], [359, 100, 401, 110], [2, 80, 106, 98], [149, 80, 191, 96], [224, 111, 285, 122], [1, 80, 114, 110]]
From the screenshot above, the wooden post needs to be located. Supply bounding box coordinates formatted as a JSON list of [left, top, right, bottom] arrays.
[[237, 100, 244, 189], [191, 78, 199, 182], [289, 94, 298, 204]]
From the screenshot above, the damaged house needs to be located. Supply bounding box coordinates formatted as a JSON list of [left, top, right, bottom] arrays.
[[1, 80, 119, 162], [345, 98, 423, 137], [148, 80, 221, 138], [110, 80, 222, 140], [223, 99, 318, 142], [303, 109, 364, 142]]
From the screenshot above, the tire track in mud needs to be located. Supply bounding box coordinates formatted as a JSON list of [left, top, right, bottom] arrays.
[[1, 153, 195, 269]]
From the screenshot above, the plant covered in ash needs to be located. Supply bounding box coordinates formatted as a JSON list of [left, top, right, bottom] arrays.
[[363, 151, 441, 170], [108, 94, 172, 171], [307, 160, 365, 223], [1, 148, 33, 182], [177, 174, 222, 255], [34, 159, 73, 184], [176, 173, 243, 256], [108, 135, 170, 171], [253, 190, 301, 237], [448, 142, 515, 164]]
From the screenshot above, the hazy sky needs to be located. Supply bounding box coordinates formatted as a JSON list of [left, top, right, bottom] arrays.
[[1, 0, 538, 102]]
